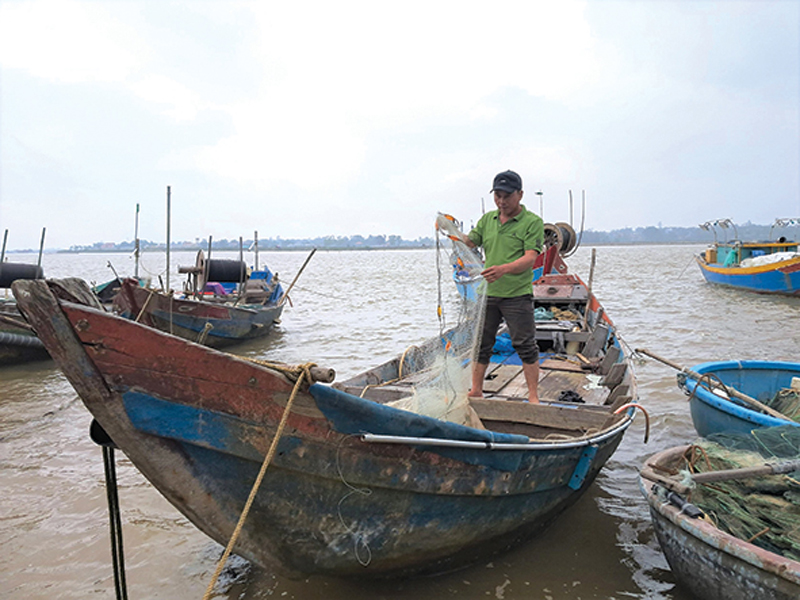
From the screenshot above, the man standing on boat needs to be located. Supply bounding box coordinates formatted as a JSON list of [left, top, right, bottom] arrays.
[[461, 170, 544, 403]]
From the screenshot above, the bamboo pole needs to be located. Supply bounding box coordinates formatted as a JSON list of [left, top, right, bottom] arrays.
[[636, 348, 791, 422], [165, 186, 171, 292], [277, 248, 316, 307], [37, 227, 46, 269]]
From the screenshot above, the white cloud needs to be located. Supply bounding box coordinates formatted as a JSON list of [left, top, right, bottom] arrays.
[[0, 0, 142, 83], [185, 1, 598, 189]]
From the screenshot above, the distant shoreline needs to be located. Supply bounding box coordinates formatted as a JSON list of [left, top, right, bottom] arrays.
[[1, 240, 713, 254]]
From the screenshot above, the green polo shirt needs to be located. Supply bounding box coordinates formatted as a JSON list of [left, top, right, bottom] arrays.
[[468, 204, 544, 298]]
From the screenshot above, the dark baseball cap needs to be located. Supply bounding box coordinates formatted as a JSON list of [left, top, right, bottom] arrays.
[[491, 170, 522, 193]]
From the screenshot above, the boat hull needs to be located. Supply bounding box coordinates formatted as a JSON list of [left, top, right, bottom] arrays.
[[0, 301, 50, 365], [640, 446, 800, 600], [113, 279, 283, 347], [13, 278, 631, 578], [696, 255, 800, 295], [679, 360, 800, 437]]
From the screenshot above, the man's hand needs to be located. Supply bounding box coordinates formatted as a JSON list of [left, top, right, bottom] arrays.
[[482, 250, 538, 283], [481, 264, 508, 283]]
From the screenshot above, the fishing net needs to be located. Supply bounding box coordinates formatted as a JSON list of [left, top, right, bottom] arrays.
[[384, 214, 488, 427], [767, 388, 800, 421], [681, 425, 800, 561]]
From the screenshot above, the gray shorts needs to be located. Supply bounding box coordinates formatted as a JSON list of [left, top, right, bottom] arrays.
[[477, 295, 539, 364]]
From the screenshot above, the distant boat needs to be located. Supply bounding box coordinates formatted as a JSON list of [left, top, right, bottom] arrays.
[[112, 268, 284, 348], [678, 360, 800, 437], [695, 218, 800, 295]]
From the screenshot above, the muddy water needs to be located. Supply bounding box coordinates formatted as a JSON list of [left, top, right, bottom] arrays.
[[2, 246, 799, 599]]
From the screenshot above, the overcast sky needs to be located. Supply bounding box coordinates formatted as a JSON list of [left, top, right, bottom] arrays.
[[1, 0, 798, 250]]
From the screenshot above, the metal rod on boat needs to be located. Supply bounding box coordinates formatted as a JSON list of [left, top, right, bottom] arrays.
[[239, 236, 244, 283], [90, 420, 128, 600], [569, 190, 574, 227], [134, 203, 140, 279], [277, 248, 316, 306], [37, 227, 46, 269], [690, 459, 800, 485], [635, 348, 791, 422], [582, 248, 597, 331], [1, 229, 7, 263], [254, 230, 259, 271], [165, 186, 171, 292]]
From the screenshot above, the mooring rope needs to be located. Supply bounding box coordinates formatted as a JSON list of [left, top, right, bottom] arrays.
[[201, 361, 315, 600]]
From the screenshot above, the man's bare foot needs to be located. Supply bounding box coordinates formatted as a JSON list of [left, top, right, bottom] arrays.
[[467, 389, 483, 399]]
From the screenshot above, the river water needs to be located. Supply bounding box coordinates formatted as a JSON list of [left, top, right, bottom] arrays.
[[2, 245, 799, 599]]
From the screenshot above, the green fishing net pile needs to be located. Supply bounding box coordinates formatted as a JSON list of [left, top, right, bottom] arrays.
[[687, 425, 800, 561], [767, 389, 800, 421]]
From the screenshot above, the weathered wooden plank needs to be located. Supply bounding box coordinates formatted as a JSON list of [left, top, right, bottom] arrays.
[[601, 362, 627, 389], [483, 364, 523, 393], [470, 398, 610, 432], [538, 369, 609, 405], [582, 323, 610, 358], [599, 345, 621, 375], [541, 358, 584, 373], [604, 384, 630, 407]]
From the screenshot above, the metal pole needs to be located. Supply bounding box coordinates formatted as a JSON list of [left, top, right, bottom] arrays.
[[254, 230, 259, 271], [569, 190, 574, 227], [1, 229, 7, 263], [535, 191, 544, 220], [134, 203, 140, 279], [37, 227, 46, 269], [239, 236, 244, 284], [165, 186, 171, 292]]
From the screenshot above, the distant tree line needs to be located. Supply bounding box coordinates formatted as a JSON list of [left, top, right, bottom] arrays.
[[54, 220, 800, 253], [579, 220, 799, 245], [62, 234, 436, 253]]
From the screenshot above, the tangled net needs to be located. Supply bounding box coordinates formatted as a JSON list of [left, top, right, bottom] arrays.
[[384, 214, 488, 427], [683, 425, 800, 560]]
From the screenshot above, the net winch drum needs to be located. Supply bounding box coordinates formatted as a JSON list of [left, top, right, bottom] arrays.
[[0, 262, 44, 289], [181, 250, 250, 292], [543, 222, 578, 255]]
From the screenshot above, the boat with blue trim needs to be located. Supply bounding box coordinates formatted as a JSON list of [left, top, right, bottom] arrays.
[[677, 360, 800, 437], [112, 251, 286, 347], [12, 269, 638, 579], [696, 218, 800, 295]]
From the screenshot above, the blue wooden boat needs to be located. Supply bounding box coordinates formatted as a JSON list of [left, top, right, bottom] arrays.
[[696, 218, 800, 295], [13, 275, 637, 578], [112, 259, 284, 347], [678, 360, 800, 437], [640, 445, 800, 600]]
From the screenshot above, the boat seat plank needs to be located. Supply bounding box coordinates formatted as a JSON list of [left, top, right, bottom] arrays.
[[600, 362, 627, 389], [599, 346, 621, 375], [470, 398, 611, 433], [582, 323, 610, 358]]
